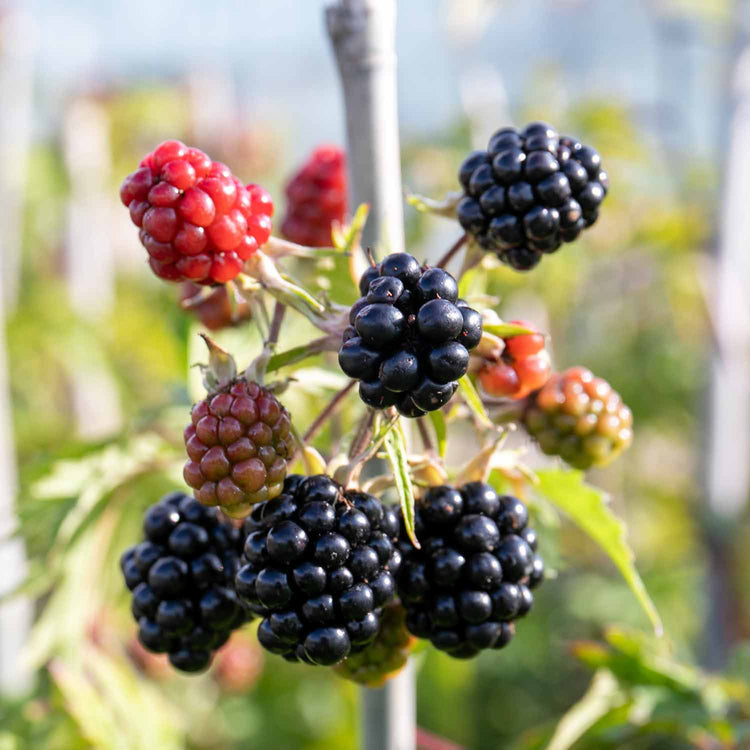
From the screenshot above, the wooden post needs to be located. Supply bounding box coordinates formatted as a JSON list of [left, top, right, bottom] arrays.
[[326, 3, 415, 749], [703, 0, 750, 668]]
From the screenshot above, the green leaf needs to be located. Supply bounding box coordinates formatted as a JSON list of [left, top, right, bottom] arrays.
[[535, 469, 663, 635], [545, 670, 622, 750], [383, 418, 419, 548], [428, 410, 447, 458], [405, 190, 461, 217], [457, 375, 493, 428], [483, 322, 535, 338]]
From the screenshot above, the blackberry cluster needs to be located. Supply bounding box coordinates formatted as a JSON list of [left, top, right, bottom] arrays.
[[523, 366, 633, 469], [456, 122, 608, 271], [338, 253, 483, 417], [120, 492, 248, 673], [234, 475, 401, 666], [333, 602, 416, 687], [281, 145, 347, 247], [183, 379, 295, 518], [120, 140, 274, 284], [397, 482, 543, 659]]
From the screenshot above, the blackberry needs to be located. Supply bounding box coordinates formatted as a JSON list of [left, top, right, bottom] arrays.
[[522, 366, 633, 469], [183, 379, 295, 518], [333, 601, 416, 687], [281, 145, 347, 247], [120, 140, 274, 284], [338, 253, 482, 417], [120, 491, 250, 674], [396, 482, 543, 659], [478, 319, 551, 400], [456, 123, 608, 270], [235, 475, 401, 666]]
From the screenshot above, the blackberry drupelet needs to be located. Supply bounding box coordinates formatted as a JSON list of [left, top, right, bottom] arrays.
[[396, 482, 544, 659], [234, 474, 401, 666], [338, 253, 482, 417], [120, 491, 250, 674], [522, 366, 633, 469], [456, 123, 609, 270]]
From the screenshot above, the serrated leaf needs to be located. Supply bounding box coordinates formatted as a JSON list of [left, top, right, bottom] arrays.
[[457, 374, 493, 428], [482, 322, 535, 338], [266, 335, 339, 374], [383, 419, 419, 548], [427, 410, 447, 458], [535, 469, 663, 635]]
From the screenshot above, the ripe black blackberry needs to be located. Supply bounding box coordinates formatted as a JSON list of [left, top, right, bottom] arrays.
[[396, 482, 543, 659], [120, 491, 249, 674], [234, 474, 401, 666], [338, 252, 483, 417], [456, 122, 609, 271]]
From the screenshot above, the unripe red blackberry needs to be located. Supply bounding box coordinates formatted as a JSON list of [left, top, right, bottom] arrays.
[[120, 491, 250, 674], [120, 140, 274, 284], [478, 319, 551, 400], [183, 379, 295, 518], [235, 475, 401, 666], [456, 123, 608, 270], [281, 145, 347, 247], [522, 366, 633, 469], [339, 253, 483, 417], [396, 482, 543, 659], [333, 602, 416, 687], [180, 282, 252, 331]]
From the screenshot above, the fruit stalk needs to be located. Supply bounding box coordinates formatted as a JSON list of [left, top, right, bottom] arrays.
[[326, 2, 415, 746]]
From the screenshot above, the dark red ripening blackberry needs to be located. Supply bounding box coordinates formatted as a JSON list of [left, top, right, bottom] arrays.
[[396, 482, 544, 659], [456, 123, 608, 270], [234, 475, 401, 666], [281, 145, 347, 247], [120, 491, 250, 674], [183, 379, 295, 519], [338, 253, 483, 417]]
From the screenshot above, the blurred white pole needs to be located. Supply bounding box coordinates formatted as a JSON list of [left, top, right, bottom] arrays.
[[703, 0, 750, 668], [187, 69, 237, 151], [326, 0, 405, 257], [0, 4, 34, 696], [326, 3, 415, 750], [62, 97, 122, 439], [0, 7, 34, 312], [0, 238, 32, 695]]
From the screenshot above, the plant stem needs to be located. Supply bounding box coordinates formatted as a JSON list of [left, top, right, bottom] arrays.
[[416, 417, 434, 453], [303, 380, 356, 443], [348, 410, 376, 460], [267, 302, 286, 348], [435, 233, 468, 270]]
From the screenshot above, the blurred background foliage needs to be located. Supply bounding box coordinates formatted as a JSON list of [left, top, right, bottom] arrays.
[[3, 0, 750, 748]]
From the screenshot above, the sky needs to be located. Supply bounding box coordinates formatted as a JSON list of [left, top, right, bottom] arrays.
[[18, 0, 722, 159]]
